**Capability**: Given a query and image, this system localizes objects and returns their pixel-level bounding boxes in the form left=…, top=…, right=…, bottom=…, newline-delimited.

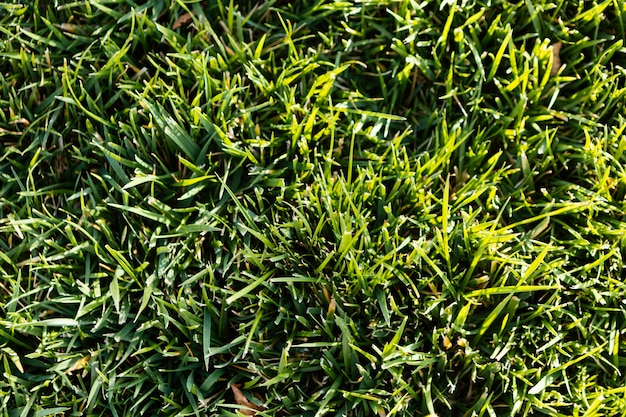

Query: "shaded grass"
left=1, top=0, right=626, bottom=416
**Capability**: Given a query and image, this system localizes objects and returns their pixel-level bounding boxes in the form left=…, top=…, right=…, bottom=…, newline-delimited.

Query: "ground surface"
left=1, top=1, right=626, bottom=416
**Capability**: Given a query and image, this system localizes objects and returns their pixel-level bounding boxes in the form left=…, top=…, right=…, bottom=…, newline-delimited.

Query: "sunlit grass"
left=1, top=0, right=626, bottom=415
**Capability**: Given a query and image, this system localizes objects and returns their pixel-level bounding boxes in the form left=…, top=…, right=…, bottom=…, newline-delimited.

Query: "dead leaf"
left=66, top=354, right=91, bottom=374
left=58, top=23, right=78, bottom=34
left=327, top=297, right=337, bottom=316
left=9, top=118, right=30, bottom=127
left=0, top=127, right=22, bottom=136
left=172, top=12, right=193, bottom=30
left=231, top=384, right=265, bottom=416
left=551, top=41, right=562, bottom=76
left=322, top=285, right=331, bottom=303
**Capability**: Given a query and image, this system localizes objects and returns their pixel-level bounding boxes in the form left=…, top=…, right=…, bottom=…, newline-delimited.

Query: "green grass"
left=1, top=0, right=626, bottom=416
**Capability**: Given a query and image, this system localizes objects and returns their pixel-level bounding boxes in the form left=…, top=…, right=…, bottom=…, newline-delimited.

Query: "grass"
left=1, top=0, right=625, bottom=415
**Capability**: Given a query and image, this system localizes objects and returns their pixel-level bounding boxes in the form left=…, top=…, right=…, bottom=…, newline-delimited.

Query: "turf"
left=1, top=0, right=626, bottom=416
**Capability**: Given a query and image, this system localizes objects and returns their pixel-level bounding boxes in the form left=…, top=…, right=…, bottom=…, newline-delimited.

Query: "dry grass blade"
left=231, top=384, right=265, bottom=416
left=551, top=41, right=563, bottom=76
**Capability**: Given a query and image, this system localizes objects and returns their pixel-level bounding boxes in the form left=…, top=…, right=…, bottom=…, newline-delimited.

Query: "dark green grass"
left=1, top=0, right=626, bottom=416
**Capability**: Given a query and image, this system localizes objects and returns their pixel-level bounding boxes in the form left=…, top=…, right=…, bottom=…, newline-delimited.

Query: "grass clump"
left=1, top=0, right=626, bottom=416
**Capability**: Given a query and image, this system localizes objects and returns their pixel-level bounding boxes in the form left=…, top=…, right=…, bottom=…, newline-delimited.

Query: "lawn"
left=1, top=0, right=625, bottom=416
